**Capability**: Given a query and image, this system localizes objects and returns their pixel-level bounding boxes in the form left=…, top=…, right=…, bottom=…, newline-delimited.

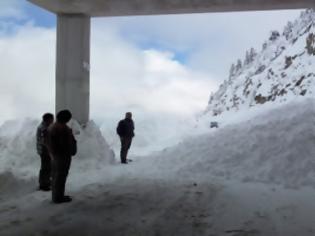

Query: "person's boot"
left=38, top=186, right=51, bottom=191
left=53, top=195, right=72, bottom=204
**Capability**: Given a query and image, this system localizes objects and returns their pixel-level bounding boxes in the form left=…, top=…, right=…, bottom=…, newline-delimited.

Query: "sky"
left=0, top=0, right=303, bottom=126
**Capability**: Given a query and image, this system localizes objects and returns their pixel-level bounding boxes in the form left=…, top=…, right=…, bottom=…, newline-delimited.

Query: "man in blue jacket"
left=116, top=112, right=135, bottom=164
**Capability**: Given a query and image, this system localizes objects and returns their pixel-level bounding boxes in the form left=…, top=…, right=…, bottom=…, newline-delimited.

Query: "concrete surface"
left=55, top=14, right=90, bottom=124
left=28, top=0, right=314, bottom=16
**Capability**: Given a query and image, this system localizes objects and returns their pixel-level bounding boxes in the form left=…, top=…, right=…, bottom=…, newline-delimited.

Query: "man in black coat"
left=116, top=112, right=135, bottom=164
left=36, top=113, right=54, bottom=191
left=48, top=110, right=77, bottom=204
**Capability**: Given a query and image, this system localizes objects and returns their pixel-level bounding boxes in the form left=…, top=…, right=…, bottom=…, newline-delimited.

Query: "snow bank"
left=153, top=98, right=315, bottom=189
left=1, top=99, right=315, bottom=190
left=0, top=119, right=38, bottom=175
left=69, top=120, right=115, bottom=168
left=0, top=119, right=115, bottom=177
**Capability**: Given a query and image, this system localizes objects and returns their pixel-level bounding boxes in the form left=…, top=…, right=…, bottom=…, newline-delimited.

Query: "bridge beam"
left=28, top=0, right=315, bottom=17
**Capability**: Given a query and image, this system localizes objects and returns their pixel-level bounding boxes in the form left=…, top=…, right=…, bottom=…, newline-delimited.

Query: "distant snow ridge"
left=206, top=9, right=315, bottom=116
left=155, top=99, right=315, bottom=189
left=0, top=119, right=115, bottom=176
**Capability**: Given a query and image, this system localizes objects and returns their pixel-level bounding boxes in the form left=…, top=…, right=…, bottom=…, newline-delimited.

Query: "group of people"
left=36, top=111, right=135, bottom=204
left=36, top=110, right=77, bottom=203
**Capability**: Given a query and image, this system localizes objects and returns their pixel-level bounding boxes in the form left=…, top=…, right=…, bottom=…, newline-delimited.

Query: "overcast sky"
left=0, top=0, right=302, bottom=125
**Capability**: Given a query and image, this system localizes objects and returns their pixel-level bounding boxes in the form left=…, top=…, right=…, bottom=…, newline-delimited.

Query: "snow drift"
left=153, top=98, right=315, bottom=189
left=1, top=99, right=315, bottom=189
left=0, top=119, right=115, bottom=177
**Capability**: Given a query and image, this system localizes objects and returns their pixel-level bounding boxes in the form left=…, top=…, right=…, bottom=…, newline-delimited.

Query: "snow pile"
left=205, top=9, right=315, bottom=117
left=153, top=98, right=315, bottom=189
left=0, top=119, right=39, bottom=175
left=0, top=119, right=115, bottom=176
left=69, top=120, right=115, bottom=168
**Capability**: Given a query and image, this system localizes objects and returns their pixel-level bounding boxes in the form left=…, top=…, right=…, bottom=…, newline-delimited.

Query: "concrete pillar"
left=56, top=14, right=90, bottom=125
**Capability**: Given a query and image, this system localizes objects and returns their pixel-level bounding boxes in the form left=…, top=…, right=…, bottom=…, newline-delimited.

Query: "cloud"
left=93, top=10, right=301, bottom=79
left=0, top=21, right=217, bottom=125
left=90, top=26, right=217, bottom=121
left=0, top=23, right=55, bottom=123
left=0, top=0, right=25, bottom=19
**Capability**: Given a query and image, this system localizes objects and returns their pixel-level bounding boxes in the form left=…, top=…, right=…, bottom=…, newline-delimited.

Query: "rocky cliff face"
left=205, top=9, right=315, bottom=116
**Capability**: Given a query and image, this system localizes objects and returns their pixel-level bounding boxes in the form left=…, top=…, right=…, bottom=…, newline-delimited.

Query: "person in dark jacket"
left=36, top=113, right=54, bottom=191
left=48, top=110, right=77, bottom=204
left=116, top=112, right=135, bottom=164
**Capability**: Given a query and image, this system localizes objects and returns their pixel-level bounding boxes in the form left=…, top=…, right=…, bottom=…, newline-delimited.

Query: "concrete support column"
left=56, top=14, right=90, bottom=125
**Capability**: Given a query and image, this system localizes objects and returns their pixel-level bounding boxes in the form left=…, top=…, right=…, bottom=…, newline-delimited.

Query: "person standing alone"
left=48, top=110, right=77, bottom=203
left=116, top=112, right=135, bottom=164
left=36, top=113, right=54, bottom=191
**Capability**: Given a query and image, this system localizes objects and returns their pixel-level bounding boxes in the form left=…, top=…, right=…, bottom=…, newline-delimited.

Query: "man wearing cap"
left=48, top=110, right=77, bottom=204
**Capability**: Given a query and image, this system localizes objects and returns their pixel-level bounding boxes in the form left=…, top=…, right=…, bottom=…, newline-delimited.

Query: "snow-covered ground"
left=1, top=98, right=315, bottom=236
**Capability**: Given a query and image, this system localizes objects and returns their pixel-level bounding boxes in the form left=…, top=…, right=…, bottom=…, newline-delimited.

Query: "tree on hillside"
left=283, top=21, right=294, bottom=40
left=244, top=48, right=257, bottom=66
left=262, top=41, right=268, bottom=51
left=306, top=33, right=315, bottom=55
left=300, top=9, right=314, bottom=24
left=235, top=59, right=242, bottom=73
left=250, top=48, right=257, bottom=60
left=269, top=30, right=280, bottom=41
left=229, top=63, right=236, bottom=78
left=244, top=51, right=251, bottom=66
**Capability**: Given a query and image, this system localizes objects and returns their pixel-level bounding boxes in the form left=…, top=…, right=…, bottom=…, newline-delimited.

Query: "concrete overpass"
left=28, top=0, right=315, bottom=124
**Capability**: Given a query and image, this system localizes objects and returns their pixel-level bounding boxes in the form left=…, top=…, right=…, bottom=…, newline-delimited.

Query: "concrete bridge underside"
left=28, top=0, right=315, bottom=124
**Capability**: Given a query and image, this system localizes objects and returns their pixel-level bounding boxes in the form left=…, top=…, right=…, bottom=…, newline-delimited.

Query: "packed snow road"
left=0, top=169, right=220, bottom=236
left=1, top=163, right=315, bottom=236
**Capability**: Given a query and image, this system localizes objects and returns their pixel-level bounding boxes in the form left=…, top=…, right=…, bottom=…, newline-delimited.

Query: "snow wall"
left=153, top=98, right=315, bottom=189
left=0, top=120, right=115, bottom=177
left=1, top=98, right=315, bottom=189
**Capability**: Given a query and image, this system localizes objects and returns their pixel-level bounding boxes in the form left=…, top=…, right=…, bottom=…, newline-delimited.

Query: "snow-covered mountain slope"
left=205, top=9, right=315, bottom=116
